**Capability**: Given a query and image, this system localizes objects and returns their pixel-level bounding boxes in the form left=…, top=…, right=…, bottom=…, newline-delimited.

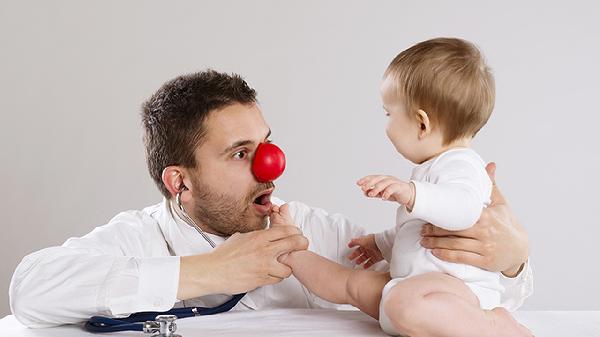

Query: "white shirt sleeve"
left=499, top=261, right=534, bottom=311
left=410, top=155, right=492, bottom=231
left=374, top=226, right=397, bottom=262
left=9, top=211, right=180, bottom=328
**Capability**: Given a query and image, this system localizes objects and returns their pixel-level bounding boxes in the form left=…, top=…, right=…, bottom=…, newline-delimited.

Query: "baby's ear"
left=416, top=109, right=432, bottom=139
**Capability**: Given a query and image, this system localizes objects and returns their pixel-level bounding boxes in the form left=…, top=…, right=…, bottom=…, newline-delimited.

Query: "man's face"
left=187, top=102, right=275, bottom=236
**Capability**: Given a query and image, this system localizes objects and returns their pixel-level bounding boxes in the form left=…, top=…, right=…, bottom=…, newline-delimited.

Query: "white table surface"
left=2, top=309, right=600, bottom=337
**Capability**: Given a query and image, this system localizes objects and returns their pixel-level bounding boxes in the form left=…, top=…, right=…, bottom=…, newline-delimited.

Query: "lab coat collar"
left=154, top=198, right=258, bottom=310
left=155, top=198, right=224, bottom=256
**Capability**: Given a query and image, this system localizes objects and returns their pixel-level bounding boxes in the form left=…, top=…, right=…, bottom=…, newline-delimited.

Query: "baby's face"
left=380, top=77, right=424, bottom=164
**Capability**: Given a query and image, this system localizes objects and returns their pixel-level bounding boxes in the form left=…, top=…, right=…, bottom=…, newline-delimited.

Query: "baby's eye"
left=233, top=150, right=248, bottom=160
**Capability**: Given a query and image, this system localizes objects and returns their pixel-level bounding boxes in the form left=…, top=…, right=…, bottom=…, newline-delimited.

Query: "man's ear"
left=416, top=109, right=432, bottom=140
left=161, top=166, right=190, bottom=198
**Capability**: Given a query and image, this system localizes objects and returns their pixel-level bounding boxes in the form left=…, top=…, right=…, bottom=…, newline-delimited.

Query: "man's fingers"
left=421, top=224, right=456, bottom=237
left=268, top=261, right=293, bottom=279
left=263, top=274, right=286, bottom=286
left=485, top=162, right=507, bottom=206
left=485, top=162, right=497, bottom=184
left=420, top=236, right=483, bottom=254
left=270, top=234, right=309, bottom=256
left=430, top=249, right=487, bottom=269
left=421, top=224, right=479, bottom=239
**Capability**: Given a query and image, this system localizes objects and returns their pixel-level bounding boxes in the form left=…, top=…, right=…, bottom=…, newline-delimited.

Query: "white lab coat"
left=9, top=198, right=533, bottom=328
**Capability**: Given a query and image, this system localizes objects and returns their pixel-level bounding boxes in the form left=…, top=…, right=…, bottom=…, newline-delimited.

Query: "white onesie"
left=376, top=148, right=504, bottom=335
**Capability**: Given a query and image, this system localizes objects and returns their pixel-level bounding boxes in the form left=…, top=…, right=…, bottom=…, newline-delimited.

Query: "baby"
left=272, top=38, right=531, bottom=337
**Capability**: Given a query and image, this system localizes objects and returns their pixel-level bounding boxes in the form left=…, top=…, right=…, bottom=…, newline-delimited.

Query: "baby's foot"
left=489, top=307, right=534, bottom=337
left=270, top=204, right=294, bottom=227
left=269, top=204, right=296, bottom=264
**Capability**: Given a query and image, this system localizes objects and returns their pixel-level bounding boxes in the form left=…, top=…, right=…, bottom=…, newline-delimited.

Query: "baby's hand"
left=269, top=204, right=295, bottom=227
left=347, top=234, right=384, bottom=269
left=357, top=175, right=415, bottom=209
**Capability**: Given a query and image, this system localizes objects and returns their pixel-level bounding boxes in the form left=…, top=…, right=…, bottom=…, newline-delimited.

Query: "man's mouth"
left=252, top=188, right=274, bottom=215
left=253, top=188, right=273, bottom=205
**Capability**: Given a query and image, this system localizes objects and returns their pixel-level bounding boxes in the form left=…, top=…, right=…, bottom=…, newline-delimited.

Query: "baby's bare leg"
left=345, top=269, right=391, bottom=319
left=383, top=272, right=532, bottom=337
left=283, top=250, right=390, bottom=319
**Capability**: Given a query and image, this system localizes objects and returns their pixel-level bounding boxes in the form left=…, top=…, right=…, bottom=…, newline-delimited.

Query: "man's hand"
left=347, top=234, right=384, bottom=269
left=357, top=175, right=416, bottom=209
left=420, top=162, right=529, bottom=277
left=177, top=222, right=308, bottom=300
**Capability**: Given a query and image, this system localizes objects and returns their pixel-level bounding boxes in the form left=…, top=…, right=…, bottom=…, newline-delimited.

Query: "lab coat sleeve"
left=9, top=211, right=180, bottom=328
left=499, top=260, right=534, bottom=311
left=410, top=156, right=492, bottom=231
left=288, top=201, right=368, bottom=269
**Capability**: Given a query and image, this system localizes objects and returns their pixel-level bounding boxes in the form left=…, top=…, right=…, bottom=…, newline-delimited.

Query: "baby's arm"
left=410, top=157, right=492, bottom=231
left=358, top=155, right=490, bottom=231
left=357, top=175, right=416, bottom=210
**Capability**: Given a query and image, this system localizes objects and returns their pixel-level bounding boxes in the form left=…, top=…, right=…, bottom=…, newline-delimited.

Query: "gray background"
left=1, top=0, right=599, bottom=317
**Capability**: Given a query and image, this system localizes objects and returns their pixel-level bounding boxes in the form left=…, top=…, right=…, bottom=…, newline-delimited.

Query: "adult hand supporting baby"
left=419, top=162, right=529, bottom=278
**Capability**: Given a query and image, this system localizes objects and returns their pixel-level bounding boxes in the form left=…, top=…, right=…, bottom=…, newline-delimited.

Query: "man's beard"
left=189, top=175, right=274, bottom=236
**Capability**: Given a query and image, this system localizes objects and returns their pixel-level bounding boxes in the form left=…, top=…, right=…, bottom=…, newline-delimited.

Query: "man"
left=9, top=70, right=532, bottom=327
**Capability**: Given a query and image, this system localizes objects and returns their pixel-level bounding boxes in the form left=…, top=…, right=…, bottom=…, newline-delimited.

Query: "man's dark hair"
left=141, top=70, right=257, bottom=198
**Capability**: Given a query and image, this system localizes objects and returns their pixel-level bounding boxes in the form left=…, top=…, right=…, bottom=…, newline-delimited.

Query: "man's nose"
left=252, top=143, right=286, bottom=182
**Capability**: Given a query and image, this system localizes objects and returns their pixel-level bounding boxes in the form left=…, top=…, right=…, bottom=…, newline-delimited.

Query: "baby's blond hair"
left=385, top=37, right=495, bottom=145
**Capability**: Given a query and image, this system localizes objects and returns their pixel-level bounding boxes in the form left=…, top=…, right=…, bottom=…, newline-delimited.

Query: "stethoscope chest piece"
left=143, top=315, right=181, bottom=337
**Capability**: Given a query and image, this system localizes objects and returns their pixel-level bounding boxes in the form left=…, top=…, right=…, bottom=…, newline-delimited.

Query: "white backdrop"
left=1, top=0, right=599, bottom=317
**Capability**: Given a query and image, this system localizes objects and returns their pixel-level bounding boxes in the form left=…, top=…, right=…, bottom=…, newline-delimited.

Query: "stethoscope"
left=84, top=143, right=286, bottom=337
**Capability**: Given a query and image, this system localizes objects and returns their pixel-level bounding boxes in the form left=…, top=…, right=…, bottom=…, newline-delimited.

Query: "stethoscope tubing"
left=84, top=194, right=245, bottom=333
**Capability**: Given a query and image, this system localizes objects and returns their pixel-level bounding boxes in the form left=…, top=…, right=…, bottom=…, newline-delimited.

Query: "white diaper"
left=378, top=278, right=406, bottom=336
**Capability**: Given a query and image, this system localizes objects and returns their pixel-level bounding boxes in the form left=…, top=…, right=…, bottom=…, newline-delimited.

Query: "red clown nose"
left=252, top=143, right=286, bottom=182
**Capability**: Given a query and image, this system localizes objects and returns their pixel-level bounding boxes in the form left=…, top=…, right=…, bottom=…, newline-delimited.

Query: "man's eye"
left=233, top=150, right=247, bottom=160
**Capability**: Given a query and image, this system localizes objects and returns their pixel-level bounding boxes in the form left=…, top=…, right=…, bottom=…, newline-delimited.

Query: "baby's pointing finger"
left=368, top=179, right=394, bottom=197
